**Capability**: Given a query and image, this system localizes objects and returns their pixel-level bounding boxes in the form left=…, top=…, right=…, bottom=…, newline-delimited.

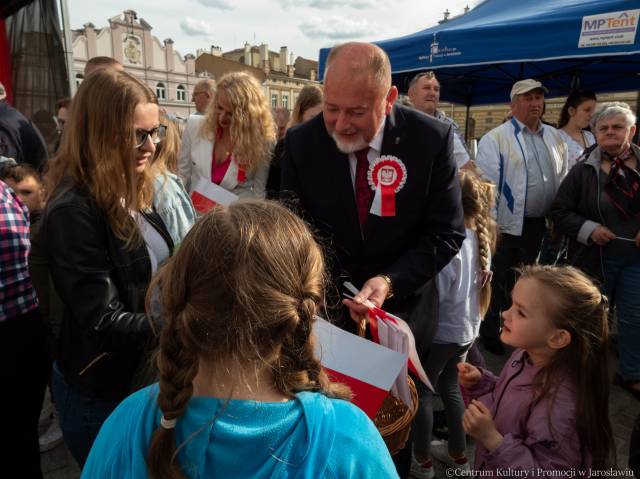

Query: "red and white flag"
left=313, top=317, right=406, bottom=419
left=343, top=281, right=434, bottom=402
left=190, top=177, right=239, bottom=213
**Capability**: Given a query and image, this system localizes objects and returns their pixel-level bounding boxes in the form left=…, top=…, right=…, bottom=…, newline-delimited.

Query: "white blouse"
left=134, top=213, right=170, bottom=274
left=558, top=129, right=595, bottom=170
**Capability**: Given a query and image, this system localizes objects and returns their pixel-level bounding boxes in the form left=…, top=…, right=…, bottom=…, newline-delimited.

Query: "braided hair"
left=146, top=200, right=349, bottom=478
left=459, top=169, right=498, bottom=316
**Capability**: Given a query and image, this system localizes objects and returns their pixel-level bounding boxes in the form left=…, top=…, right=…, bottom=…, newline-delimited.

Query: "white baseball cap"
left=510, top=79, right=548, bottom=101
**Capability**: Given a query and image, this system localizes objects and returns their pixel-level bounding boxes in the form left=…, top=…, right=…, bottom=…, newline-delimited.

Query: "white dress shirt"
left=347, top=117, right=386, bottom=190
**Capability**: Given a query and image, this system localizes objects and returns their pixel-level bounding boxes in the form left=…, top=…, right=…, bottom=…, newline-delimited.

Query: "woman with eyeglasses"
left=178, top=72, right=276, bottom=198
left=42, top=69, right=173, bottom=467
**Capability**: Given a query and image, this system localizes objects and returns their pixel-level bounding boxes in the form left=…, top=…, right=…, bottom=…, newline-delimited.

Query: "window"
left=282, top=94, right=289, bottom=110
left=271, top=93, right=278, bottom=108
left=177, top=85, right=186, bottom=102
left=156, top=83, right=166, bottom=100
left=75, top=73, right=84, bottom=87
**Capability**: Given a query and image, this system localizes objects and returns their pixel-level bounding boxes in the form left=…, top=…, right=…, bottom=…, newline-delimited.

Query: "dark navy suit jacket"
left=281, top=104, right=465, bottom=351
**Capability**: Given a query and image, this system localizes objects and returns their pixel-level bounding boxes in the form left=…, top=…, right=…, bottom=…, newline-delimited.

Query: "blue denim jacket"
left=153, top=172, right=196, bottom=247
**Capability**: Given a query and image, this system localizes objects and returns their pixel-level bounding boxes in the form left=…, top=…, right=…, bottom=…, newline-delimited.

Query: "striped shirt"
left=0, top=180, right=38, bottom=321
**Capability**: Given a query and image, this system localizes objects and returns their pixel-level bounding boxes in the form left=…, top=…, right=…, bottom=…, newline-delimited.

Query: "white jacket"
left=476, top=119, right=568, bottom=236
left=177, top=115, right=269, bottom=199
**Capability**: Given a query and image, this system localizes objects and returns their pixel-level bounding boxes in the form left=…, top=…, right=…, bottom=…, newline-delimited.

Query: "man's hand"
left=591, top=225, right=616, bottom=246
left=457, top=362, right=482, bottom=389
left=342, top=275, right=389, bottom=323
left=635, top=231, right=640, bottom=247
left=463, top=400, right=503, bottom=452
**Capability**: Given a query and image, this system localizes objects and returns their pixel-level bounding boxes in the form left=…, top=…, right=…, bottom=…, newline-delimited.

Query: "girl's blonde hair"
left=200, top=72, right=276, bottom=173
left=289, top=84, right=323, bottom=128
left=47, top=68, right=156, bottom=248
left=146, top=200, right=350, bottom=478
left=518, top=265, right=614, bottom=468
left=151, top=112, right=181, bottom=175
left=459, top=169, right=498, bottom=316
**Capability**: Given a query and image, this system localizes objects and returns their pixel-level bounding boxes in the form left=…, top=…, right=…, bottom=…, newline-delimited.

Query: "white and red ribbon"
left=367, top=155, right=407, bottom=217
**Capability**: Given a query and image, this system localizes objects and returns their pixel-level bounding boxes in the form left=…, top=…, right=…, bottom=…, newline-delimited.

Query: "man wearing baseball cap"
left=476, top=78, right=568, bottom=355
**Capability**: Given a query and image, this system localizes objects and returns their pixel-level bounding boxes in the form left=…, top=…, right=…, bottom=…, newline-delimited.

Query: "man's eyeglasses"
left=134, top=125, right=166, bottom=149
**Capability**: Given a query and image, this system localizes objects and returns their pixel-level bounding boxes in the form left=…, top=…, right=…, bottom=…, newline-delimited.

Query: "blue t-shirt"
left=82, top=384, right=398, bottom=478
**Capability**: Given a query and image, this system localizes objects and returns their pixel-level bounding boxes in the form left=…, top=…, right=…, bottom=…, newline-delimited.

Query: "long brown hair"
left=146, top=200, right=350, bottom=479
left=518, top=265, right=614, bottom=468
left=289, top=84, right=323, bottom=128
left=558, top=90, right=597, bottom=129
left=459, top=169, right=497, bottom=316
left=47, top=68, right=156, bottom=248
left=200, top=72, right=275, bottom=173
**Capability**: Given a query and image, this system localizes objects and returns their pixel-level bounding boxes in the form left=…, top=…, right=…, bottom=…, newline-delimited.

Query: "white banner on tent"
left=579, top=10, right=640, bottom=48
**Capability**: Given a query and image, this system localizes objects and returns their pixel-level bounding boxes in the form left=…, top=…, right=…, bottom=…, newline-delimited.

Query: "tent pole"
left=59, top=0, right=75, bottom=96
left=464, top=103, right=471, bottom=143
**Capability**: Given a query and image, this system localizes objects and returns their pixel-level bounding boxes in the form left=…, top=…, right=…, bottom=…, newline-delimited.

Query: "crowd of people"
left=0, top=42, right=639, bottom=479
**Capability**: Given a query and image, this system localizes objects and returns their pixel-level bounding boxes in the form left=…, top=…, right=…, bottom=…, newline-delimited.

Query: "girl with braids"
left=459, top=265, right=614, bottom=472
left=411, top=170, right=497, bottom=478
left=82, top=200, right=398, bottom=479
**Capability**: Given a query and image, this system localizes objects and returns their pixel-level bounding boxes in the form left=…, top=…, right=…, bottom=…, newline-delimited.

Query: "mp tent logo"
left=579, top=9, right=640, bottom=48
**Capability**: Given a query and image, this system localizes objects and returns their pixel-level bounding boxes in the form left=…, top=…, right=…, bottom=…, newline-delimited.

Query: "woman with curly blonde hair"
left=178, top=72, right=276, bottom=199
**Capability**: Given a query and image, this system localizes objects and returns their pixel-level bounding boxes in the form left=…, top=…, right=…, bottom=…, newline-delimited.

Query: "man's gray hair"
left=325, top=42, right=391, bottom=94
left=408, top=71, right=438, bottom=90
left=591, top=101, right=637, bottom=130
left=195, top=78, right=216, bottom=94
left=0, top=82, right=6, bottom=101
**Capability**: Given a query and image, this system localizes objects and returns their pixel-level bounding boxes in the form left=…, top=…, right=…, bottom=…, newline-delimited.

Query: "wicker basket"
left=359, top=319, right=419, bottom=455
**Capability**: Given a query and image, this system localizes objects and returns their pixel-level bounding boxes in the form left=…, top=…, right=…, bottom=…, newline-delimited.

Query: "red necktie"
left=355, top=147, right=373, bottom=228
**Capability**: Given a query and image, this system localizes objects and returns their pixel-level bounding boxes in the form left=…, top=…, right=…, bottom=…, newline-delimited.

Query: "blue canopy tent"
left=317, top=0, right=640, bottom=107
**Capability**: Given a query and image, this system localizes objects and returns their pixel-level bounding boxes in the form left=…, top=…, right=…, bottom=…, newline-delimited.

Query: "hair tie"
left=160, top=416, right=177, bottom=429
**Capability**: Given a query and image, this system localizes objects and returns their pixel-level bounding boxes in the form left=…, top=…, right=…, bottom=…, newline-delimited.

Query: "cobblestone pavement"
left=43, top=345, right=639, bottom=478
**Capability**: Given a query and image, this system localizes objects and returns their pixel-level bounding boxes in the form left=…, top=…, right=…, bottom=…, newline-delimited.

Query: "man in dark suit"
left=281, top=42, right=465, bottom=477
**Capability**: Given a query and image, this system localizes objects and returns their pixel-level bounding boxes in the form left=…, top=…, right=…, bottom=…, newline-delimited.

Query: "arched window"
left=156, top=82, right=166, bottom=100
left=177, top=84, right=186, bottom=102
left=75, top=73, right=84, bottom=87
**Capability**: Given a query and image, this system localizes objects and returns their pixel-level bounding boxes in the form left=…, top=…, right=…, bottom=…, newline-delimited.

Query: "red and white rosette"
left=367, top=155, right=407, bottom=217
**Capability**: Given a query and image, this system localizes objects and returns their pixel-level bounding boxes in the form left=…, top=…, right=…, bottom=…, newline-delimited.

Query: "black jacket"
left=43, top=185, right=173, bottom=400
left=280, top=105, right=465, bottom=353
left=0, top=101, right=48, bottom=170
left=551, top=144, right=640, bottom=283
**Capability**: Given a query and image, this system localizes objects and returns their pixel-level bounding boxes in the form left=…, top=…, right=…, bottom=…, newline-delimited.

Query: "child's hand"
left=463, top=400, right=503, bottom=452
left=457, top=362, right=482, bottom=389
